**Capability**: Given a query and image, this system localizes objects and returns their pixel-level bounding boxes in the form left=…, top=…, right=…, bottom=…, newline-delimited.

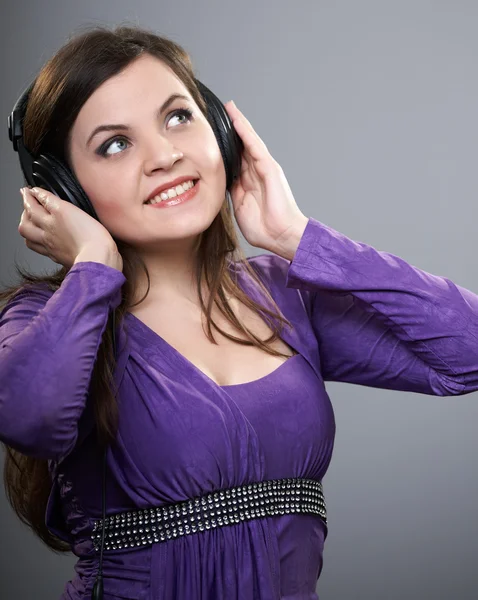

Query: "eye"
left=167, top=107, right=194, bottom=128
left=97, top=137, right=130, bottom=157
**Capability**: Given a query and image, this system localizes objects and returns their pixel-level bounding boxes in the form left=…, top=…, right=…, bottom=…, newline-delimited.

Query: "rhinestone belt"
left=91, top=477, right=327, bottom=552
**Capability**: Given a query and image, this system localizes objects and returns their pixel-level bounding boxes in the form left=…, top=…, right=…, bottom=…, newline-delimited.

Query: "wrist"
left=269, top=214, right=309, bottom=261
left=74, top=245, right=123, bottom=272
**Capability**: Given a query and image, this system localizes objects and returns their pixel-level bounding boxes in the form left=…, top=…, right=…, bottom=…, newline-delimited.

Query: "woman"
left=1, top=25, right=478, bottom=600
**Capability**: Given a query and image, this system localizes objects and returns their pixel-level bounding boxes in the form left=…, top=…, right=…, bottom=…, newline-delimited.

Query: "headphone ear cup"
left=195, top=80, right=243, bottom=190
left=33, top=153, right=99, bottom=220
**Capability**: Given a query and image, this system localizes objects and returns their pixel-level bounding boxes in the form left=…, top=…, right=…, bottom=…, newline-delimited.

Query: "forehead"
left=71, top=54, right=192, bottom=134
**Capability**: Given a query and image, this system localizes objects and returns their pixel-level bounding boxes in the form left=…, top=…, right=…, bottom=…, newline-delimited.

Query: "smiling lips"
left=145, top=179, right=200, bottom=208
left=145, top=179, right=197, bottom=204
left=145, top=174, right=199, bottom=203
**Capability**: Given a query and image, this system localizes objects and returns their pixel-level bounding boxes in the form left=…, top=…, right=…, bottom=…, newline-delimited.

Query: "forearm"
left=285, top=217, right=478, bottom=392
left=0, top=261, right=126, bottom=458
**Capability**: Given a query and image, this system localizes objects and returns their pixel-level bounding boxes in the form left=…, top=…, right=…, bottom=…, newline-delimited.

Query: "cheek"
left=201, top=142, right=227, bottom=191
left=195, top=124, right=226, bottom=178
left=78, top=165, right=132, bottom=219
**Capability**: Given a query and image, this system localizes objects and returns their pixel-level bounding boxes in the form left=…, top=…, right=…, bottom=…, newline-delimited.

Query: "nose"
left=142, top=135, right=184, bottom=175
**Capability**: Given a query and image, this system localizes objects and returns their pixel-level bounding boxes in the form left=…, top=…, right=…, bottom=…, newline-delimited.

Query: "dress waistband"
left=91, top=477, right=327, bottom=552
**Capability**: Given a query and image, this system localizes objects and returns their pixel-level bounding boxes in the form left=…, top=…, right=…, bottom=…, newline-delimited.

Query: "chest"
left=128, top=298, right=297, bottom=387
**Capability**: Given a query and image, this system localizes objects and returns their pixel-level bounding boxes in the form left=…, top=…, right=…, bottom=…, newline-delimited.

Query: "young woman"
left=1, top=25, right=478, bottom=600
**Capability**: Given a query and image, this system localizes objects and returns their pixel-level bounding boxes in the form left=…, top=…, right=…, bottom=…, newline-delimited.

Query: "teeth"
left=146, top=180, right=196, bottom=204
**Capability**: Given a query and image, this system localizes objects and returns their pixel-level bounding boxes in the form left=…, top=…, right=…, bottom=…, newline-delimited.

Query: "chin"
left=128, top=221, right=211, bottom=247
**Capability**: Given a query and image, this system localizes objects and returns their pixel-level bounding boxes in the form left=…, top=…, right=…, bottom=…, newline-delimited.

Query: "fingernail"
left=31, top=187, right=39, bottom=194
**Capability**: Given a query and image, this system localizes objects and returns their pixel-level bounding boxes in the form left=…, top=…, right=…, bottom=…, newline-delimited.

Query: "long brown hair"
left=1, top=25, right=294, bottom=553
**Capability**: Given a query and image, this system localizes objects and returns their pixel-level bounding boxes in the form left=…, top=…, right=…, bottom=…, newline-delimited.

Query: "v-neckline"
left=125, top=311, right=301, bottom=389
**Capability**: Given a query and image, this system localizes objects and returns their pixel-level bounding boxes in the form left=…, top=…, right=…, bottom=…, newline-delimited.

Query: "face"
left=68, top=53, right=227, bottom=250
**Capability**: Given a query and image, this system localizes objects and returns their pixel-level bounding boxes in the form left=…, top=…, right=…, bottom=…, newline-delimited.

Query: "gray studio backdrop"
left=1, top=1, right=478, bottom=599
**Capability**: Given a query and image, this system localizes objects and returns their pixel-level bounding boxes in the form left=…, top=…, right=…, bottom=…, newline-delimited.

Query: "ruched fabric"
left=2, top=218, right=478, bottom=599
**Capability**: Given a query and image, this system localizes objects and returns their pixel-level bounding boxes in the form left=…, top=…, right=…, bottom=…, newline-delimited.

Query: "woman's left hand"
left=224, top=101, right=309, bottom=256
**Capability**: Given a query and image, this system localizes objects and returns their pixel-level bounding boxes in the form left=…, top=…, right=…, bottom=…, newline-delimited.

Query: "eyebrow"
left=86, top=93, right=191, bottom=148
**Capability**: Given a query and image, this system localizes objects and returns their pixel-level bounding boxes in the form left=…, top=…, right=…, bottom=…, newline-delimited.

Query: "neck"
left=126, top=234, right=207, bottom=308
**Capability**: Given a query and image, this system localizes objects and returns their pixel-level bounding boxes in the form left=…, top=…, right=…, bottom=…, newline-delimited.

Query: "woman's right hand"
left=18, top=186, right=123, bottom=272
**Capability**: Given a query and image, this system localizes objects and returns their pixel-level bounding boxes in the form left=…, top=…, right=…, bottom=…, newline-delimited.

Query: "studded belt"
left=91, top=477, right=327, bottom=552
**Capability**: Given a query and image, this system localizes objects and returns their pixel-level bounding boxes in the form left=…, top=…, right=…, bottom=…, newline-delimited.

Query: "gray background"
left=1, top=1, right=478, bottom=598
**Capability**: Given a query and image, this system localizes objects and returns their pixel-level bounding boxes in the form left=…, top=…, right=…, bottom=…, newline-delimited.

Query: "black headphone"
left=7, top=77, right=243, bottom=600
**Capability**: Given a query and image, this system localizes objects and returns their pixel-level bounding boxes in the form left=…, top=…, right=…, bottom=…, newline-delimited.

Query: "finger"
left=19, top=200, right=32, bottom=220
left=239, top=153, right=255, bottom=180
left=224, top=102, right=270, bottom=163
left=24, top=238, right=50, bottom=257
left=19, top=209, right=29, bottom=225
left=20, top=188, right=33, bottom=215
left=228, top=102, right=270, bottom=157
left=18, top=213, right=49, bottom=254
left=21, top=191, right=49, bottom=229
left=29, top=187, right=60, bottom=213
left=21, top=187, right=48, bottom=215
left=18, top=214, right=46, bottom=246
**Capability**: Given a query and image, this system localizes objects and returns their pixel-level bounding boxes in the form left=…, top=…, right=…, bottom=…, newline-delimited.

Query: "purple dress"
left=1, top=217, right=478, bottom=600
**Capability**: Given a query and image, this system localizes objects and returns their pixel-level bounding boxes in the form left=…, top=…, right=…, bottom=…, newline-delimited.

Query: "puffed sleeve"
left=278, top=217, right=478, bottom=395
left=0, top=261, right=126, bottom=459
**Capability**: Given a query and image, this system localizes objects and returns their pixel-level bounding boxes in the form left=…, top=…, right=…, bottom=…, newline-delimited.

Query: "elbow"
left=429, top=370, right=466, bottom=396
left=0, top=392, right=79, bottom=460
left=0, top=357, right=82, bottom=459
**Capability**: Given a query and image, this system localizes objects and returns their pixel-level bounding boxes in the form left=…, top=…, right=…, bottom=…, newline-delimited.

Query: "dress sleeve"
left=0, top=261, right=126, bottom=459
left=283, top=217, right=478, bottom=396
